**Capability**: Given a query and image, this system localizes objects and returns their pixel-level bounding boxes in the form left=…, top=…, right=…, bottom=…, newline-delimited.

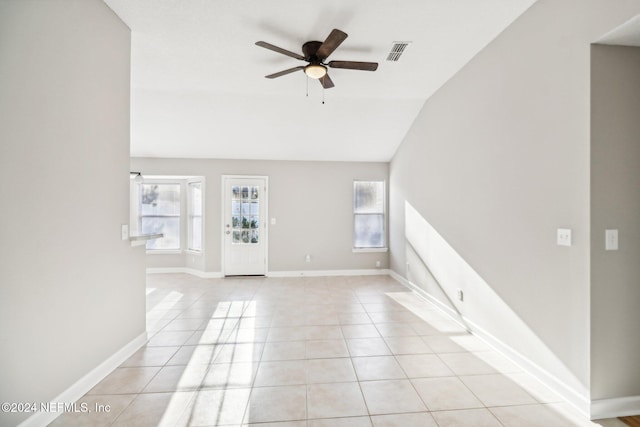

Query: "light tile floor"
left=50, top=274, right=627, bottom=427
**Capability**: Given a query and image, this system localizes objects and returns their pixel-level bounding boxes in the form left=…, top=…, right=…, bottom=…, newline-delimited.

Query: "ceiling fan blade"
left=265, top=66, right=304, bottom=79
left=328, top=60, right=378, bottom=71
left=319, top=74, right=335, bottom=89
left=316, top=29, right=348, bottom=60
left=255, top=41, right=305, bottom=61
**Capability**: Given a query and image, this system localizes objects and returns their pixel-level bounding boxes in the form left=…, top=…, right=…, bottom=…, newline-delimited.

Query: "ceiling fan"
left=255, top=28, right=378, bottom=89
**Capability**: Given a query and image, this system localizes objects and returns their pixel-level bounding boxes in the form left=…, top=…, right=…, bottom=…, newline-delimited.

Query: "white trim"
left=352, top=247, right=389, bottom=253
left=147, top=267, right=389, bottom=278
left=591, top=395, right=640, bottom=419
left=186, top=178, right=205, bottom=253
left=143, top=175, right=193, bottom=180
left=268, top=269, right=391, bottom=277
left=146, top=250, right=182, bottom=255
left=389, top=270, right=467, bottom=327
left=388, top=270, right=591, bottom=418
left=20, top=332, right=147, bottom=427
left=184, top=249, right=203, bottom=255
left=465, top=315, right=590, bottom=417
left=146, top=267, right=223, bottom=278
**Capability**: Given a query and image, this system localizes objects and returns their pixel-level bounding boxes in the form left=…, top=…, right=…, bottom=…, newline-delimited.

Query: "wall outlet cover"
left=605, top=229, right=619, bottom=251
left=557, top=228, right=572, bottom=247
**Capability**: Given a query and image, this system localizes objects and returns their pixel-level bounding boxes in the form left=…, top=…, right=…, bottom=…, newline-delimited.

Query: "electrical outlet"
left=375, top=260, right=381, bottom=268
left=557, top=228, right=572, bottom=247
left=305, top=254, right=311, bottom=262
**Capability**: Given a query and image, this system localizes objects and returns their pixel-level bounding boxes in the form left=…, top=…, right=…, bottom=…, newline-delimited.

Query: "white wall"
left=389, top=0, right=640, bottom=416
left=590, top=44, right=640, bottom=404
left=131, top=158, right=389, bottom=274
left=0, top=1, right=145, bottom=425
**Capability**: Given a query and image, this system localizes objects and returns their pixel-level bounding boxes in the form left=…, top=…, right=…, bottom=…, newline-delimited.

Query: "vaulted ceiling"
left=104, top=0, right=537, bottom=162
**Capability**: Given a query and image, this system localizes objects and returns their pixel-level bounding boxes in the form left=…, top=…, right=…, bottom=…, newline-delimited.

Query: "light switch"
left=557, top=228, right=572, bottom=247
left=605, top=229, right=618, bottom=251
left=271, top=218, right=276, bottom=225
left=121, top=224, right=129, bottom=240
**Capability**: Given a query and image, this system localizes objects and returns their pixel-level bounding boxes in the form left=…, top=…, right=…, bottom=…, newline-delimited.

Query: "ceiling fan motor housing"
left=302, top=41, right=323, bottom=62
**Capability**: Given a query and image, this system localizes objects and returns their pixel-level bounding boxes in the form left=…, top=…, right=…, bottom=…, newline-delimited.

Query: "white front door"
left=223, top=176, right=267, bottom=276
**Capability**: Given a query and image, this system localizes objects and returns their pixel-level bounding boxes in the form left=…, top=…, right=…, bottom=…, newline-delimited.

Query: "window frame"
left=353, top=180, right=388, bottom=252
left=186, top=179, right=204, bottom=253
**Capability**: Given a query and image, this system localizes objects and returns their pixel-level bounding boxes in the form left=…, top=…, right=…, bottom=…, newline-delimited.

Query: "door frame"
left=220, top=175, right=269, bottom=276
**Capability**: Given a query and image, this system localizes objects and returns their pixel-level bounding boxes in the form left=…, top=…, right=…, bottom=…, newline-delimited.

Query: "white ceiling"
left=104, top=0, right=537, bottom=162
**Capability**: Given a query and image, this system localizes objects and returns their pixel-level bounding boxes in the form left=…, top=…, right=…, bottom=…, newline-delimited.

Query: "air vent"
left=386, top=42, right=411, bottom=62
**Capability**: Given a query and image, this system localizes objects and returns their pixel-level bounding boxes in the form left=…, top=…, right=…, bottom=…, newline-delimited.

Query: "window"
left=230, top=185, right=260, bottom=245
left=353, top=180, right=386, bottom=249
left=139, top=183, right=181, bottom=250
left=188, top=182, right=203, bottom=251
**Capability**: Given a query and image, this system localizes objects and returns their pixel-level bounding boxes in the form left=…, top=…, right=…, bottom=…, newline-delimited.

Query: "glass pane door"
left=231, top=185, right=260, bottom=245
left=224, top=177, right=267, bottom=276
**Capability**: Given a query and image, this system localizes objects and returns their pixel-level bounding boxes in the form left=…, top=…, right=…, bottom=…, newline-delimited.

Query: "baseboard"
left=389, top=270, right=591, bottom=418
left=146, top=267, right=223, bottom=278
left=148, top=267, right=389, bottom=279
left=20, top=332, right=147, bottom=427
left=464, top=315, right=590, bottom=417
left=389, top=270, right=467, bottom=326
left=267, top=269, right=391, bottom=278
left=591, top=395, right=640, bottom=419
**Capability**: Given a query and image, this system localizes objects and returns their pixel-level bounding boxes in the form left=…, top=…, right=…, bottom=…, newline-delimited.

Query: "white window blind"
left=139, top=183, right=181, bottom=250
left=353, top=181, right=385, bottom=249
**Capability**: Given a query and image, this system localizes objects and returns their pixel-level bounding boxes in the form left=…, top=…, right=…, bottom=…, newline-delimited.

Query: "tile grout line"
left=235, top=280, right=270, bottom=426
left=72, top=274, right=576, bottom=427
left=347, top=297, right=376, bottom=421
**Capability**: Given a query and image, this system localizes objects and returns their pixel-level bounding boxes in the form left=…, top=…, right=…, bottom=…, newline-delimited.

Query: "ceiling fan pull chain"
left=306, top=75, right=309, bottom=97
left=322, top=78, right=325, bottom=104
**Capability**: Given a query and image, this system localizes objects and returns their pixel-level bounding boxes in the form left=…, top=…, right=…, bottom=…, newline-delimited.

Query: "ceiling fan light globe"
left=304, top=64, right=327, bottom=79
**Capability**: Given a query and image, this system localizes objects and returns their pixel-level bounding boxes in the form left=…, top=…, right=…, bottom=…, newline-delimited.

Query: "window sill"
left=352, top=247, right=389, bottom=253
left=185, top=249, right=203, bottom=255
left=146, top=250, right=183, bottom=255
